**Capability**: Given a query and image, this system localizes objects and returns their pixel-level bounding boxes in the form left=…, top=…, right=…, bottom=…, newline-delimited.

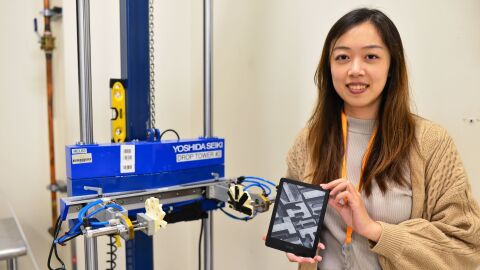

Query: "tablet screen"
left=271, top=181, right=327, bottom=249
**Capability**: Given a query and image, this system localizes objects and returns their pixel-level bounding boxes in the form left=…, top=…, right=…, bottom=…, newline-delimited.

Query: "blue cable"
left=241, top=179, right=270, bottom=187
left=56, top=225, right=81, bottom=244
left=243, top=176, right=276, bottom=187
left=242, top=180, right=268, bottom=189
left=77, top=199, right=104, bottom=223
left=86, top=203, right=124, bottom=220
left=86, top=206, right=110, bottom=220
left=90, top=221, right=109, bottom=226
left=67, top=199, right=107, bottom=237
left=56, top=201, right=101, bottom=244
left=56, top=201, right=124, bottom=244
left=86, top=203, right=124, bottom=227
left=243, top=182, right=271, bottom=195
left=243, top=182, right=268, bottom=194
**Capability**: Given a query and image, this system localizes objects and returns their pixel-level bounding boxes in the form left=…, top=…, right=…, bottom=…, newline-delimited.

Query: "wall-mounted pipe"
left=41, top=0, right=58, bottom=238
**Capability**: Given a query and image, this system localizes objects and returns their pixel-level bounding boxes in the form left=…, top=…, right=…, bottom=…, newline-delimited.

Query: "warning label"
left=72, top=153, right=93, bottom=164
left=176, top=150, right=222, bottom=163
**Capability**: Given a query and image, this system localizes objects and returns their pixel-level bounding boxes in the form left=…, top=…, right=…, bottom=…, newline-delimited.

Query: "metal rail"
left=203, top=0, right=214, bottom=269
left=61, top=179, right=230, bottom=221
left=84, top=235, right=98, bottom=270
left=76, top=1, right=95, bottom=268
left=76, top=0, right=94, bottom=144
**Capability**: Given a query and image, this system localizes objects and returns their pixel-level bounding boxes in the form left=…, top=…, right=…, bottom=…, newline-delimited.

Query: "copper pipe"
left=41, top=2, right=78, bottom=270
left=44, top=0, right=51, bottom=31
left=43, top=0, right=57, bottom=234
left=46, top=53, right=57, bottom=228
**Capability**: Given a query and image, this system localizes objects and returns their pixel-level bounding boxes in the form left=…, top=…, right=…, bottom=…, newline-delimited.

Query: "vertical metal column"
left=6, top=258, right=17, bottom=270
left=84, top=235, right=98, bottom=270
left=77, top=0, right=96, bottom=268
left=76, top=0, right=94, bottom=144
left=203, top=1, right=213, bottom=270
left=203, top=0, right=213, bottom=138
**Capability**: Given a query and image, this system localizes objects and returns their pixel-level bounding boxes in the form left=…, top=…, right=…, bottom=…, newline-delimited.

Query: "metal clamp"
left=40, top=6, right=63, bottom=19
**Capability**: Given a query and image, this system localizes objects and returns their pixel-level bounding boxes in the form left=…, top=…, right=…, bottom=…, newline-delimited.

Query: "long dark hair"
left=307, top=8, right=416, bottom=196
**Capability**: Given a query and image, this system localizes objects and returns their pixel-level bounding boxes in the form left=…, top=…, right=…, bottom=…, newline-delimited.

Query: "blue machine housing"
left=66, top=137, right=225, bottom=196
left=65, top=1, right=222, bottom=268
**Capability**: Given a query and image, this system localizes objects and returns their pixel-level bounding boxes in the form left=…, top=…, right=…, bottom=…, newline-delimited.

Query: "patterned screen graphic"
left=271, top=182, right=326, bottom=248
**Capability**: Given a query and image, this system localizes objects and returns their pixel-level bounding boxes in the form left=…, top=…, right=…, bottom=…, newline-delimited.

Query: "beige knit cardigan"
left=285, top=117, right=480, bottom=270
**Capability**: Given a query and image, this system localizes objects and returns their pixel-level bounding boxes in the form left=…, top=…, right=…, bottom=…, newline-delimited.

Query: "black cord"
left=53, top=218, right=66, bottom=269
left=159, top=129, right=180, bottom=141
left=53, top=244, right=65, bottom=269
left=219, top=207, right=255, bottom=221
left=47, top=218, right=58, bottom=270
left=48, top=216, right=66, bottom=270
left=199, top=218, right=204, bottom=270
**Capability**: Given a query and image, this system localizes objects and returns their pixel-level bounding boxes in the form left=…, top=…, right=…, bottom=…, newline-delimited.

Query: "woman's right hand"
left=262, top=235, right=325, bottom=263
left=285, top=242, right=325, bottom=264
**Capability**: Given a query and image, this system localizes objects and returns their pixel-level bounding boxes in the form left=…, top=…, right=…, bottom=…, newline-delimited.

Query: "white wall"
left=0, top=0, right=479, bottom=270
left=0, top=0, right=65, bottom=269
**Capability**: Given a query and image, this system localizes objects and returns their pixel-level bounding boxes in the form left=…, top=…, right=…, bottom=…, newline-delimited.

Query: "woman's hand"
left=321, top=178, right=382, bottom=242
left=285, top=242, right=324, bottom=264
left=262, top=235, right=325, bottom=263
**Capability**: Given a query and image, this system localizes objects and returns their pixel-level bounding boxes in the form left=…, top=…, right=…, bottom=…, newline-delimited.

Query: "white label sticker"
left=72, top=148, right=88, bottom=154
left=176, top=150, right=222, bottom=163
left=72, top=153, right=93, bottom=164
left=120, top=145, right=135, bottom=173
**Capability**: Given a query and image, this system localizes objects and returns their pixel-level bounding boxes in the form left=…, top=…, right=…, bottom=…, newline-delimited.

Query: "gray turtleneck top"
left=318, top=116, right=412, bottom=270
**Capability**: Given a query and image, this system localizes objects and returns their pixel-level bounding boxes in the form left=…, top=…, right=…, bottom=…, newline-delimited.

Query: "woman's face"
left=330, top=22, right=391, bottom=119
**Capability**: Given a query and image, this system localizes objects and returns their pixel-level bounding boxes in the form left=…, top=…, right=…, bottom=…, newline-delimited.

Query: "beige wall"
left=0, top=0, right=479, bottom=269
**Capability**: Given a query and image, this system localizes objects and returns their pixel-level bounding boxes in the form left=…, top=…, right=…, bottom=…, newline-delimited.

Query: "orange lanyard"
left=341, top=111, right=377, bottom=244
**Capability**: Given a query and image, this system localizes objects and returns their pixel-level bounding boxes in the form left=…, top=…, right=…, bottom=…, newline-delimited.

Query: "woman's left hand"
left=321, top=178, right=382, bottom=242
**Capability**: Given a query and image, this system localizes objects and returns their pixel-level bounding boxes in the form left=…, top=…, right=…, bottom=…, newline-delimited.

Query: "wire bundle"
left=55, top=200, right=124, bottom=244
left=47, top=216, right=66, bottom=270
left=220, top=176, right=276, bottom=221
left=48, top=200, right=125, bottom=269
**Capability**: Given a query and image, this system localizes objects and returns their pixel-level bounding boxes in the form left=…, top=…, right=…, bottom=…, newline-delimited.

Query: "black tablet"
left=265, top=178, right=329, bottom=257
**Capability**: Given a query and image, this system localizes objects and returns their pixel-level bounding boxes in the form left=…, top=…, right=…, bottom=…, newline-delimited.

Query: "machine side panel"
left=66, top=138, right=225, bottom=179
left=67, top=164, right=225, bottom=196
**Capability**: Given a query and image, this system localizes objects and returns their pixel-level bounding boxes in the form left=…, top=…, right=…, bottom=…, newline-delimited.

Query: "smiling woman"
left=280, top=7, right=480, bottom=270
left=330, top=22, right=390, bottom=120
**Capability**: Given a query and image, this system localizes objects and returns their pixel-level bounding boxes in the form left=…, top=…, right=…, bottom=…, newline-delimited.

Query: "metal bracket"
left=46, top=180, right=67, bottom=193
left=40, top=6, right=63, bottom=19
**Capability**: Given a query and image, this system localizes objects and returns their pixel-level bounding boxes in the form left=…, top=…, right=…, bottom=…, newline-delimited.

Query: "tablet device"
left=265, top=178, right=329, bottom=257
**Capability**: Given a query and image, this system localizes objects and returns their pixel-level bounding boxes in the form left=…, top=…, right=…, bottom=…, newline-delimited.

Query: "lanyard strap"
left=341, top=111, right=377, bottom=244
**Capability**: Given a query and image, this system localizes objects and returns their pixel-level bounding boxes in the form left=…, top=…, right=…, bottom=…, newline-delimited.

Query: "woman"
left=283, top=8, right=480, bottom=270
